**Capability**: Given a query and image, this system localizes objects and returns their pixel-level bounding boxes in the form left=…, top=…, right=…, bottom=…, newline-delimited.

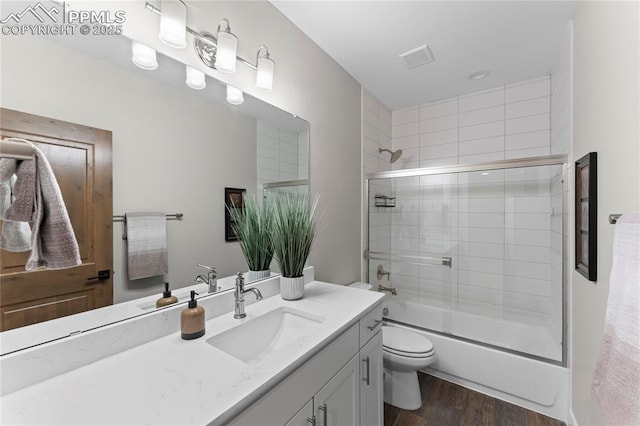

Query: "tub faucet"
left=377, top=265, right=391, bottom=281
left=234, top=273, right=263, bottom=319
left=378, top=284, right=398, bottom=296
left=195, top=264, right=217, bottom=293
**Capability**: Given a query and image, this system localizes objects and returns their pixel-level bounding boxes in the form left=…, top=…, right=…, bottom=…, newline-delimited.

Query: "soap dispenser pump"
left=181, top=291, right=205, bottom=340
left=156, top=282, right=179, bottom=308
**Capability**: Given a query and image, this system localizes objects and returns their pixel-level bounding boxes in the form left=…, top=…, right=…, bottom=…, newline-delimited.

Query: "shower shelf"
left=374, top=195, right=396, bottom=208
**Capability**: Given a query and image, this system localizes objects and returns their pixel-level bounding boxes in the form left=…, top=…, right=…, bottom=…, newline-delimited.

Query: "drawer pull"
left=367, top=319, right=383, bottom=331
left=362, top=356, right=370, bottom=385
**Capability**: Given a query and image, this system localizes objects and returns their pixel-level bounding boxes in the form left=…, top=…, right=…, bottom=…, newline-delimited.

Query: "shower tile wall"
left=362, top=88, right=393, bottom=280
left=390, top=76, right=558, bottom=327
left=257, top=120, right=303, bottom=186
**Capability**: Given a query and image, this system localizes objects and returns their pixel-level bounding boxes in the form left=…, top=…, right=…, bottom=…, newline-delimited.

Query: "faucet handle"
left=197, top=264, right=215, bottom=271
left=236, top=272, right=244, bottom=285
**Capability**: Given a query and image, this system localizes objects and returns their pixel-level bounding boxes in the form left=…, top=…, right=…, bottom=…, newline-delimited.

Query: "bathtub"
left=384, top=299, right=568, bottom=422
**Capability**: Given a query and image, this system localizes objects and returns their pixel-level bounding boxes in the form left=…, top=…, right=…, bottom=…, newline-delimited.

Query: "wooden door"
left=0, top=108, right=113, bottom=331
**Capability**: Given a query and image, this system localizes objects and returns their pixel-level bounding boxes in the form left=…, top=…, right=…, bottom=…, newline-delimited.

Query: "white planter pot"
left=280, top=276, right=304, bottom=300
left=247, top=270, right=270, bottom=282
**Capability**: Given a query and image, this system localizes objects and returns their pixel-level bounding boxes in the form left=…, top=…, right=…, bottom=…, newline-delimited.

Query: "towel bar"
left=114, top=213, right=183, bottom=239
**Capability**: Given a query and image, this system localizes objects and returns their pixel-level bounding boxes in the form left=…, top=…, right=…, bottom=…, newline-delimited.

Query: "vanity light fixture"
left=145, top=2, right=275, bottom=91
left=255, top=45, right=274, bottom=92
left=214, top=19, right=237, bottom=73
left=158, top=0, right=187, bottom=49
left=186, top=65, right=206, bottom=90
left=226, top=85, right=244, bottom=105
left=131, top=40, right=158, bottom=70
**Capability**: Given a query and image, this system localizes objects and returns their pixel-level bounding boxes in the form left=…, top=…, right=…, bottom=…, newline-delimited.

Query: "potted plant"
left=271, top=192, right=318, bottom=300
left=228, top=195, right=275, bottom=282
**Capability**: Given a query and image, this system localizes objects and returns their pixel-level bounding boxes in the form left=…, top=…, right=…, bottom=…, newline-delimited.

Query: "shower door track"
left=366, top=154, right=568, bottom=180
left=364, top=154, right=570, bottom=366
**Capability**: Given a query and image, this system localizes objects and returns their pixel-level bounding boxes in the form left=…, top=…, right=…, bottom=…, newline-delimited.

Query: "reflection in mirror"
left=0, top=27, right=308, bottom=353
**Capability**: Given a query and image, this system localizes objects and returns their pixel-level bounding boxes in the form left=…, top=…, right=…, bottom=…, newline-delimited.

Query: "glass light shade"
left=158, top=0, right=187, bottom=49
left=185, top=66, right=206, bottom=90
left=131, top=41, right=158, bottom=70
left=226, top=85, right=244, bottom=105
left=255, top=56, right=274, bottom=92
left=214, top=30, right=237, bottom=73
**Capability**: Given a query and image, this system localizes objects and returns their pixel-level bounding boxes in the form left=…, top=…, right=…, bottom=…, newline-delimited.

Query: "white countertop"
left=0, top=281, right=383, bottom=425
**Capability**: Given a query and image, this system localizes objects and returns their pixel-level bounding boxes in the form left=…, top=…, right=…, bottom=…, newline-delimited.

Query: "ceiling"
left=272, top=1, right=577, bottom=110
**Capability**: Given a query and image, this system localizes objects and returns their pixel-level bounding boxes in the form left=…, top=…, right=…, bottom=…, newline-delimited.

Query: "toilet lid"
left=382, top=326, right=434, bottom=355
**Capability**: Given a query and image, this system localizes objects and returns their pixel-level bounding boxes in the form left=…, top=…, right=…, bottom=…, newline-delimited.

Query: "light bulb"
left=158, top=0, right=187, bottom=49
left=226, top=85, right=244, bottom=105
left=131, top=40, right=158, bottom=70
left=186, top=66, right=206, bottom=90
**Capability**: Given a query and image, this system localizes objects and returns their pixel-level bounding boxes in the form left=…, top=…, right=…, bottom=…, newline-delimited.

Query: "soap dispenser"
left=156, top=282, right=179, bottom=308
left=181, top=291, right=205, bottom=340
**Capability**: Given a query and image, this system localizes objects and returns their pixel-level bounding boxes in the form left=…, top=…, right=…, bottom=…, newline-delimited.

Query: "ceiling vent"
left=398, top=45, right=435, bottom=69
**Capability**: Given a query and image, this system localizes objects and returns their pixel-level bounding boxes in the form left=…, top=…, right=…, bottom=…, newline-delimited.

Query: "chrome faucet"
left=378, top=284, right=398, bottom=296
left=195, top=264, right=217, bottom=293
left=234, top=272, right=263, bottom=319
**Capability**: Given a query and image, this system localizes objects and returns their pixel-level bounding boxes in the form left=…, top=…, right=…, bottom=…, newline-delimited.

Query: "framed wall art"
left=575, top=152, right=597, bottom=281
left=225, top=187, right=246, bottom=242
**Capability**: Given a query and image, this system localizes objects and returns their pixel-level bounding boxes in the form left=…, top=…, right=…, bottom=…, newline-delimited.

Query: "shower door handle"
left=441, top=257, right=452, bottom=267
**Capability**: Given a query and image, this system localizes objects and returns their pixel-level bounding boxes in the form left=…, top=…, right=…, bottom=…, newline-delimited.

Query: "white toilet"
left=348, top=282, right=437, bottom=410
left=382, top=324, right=436, bottom=410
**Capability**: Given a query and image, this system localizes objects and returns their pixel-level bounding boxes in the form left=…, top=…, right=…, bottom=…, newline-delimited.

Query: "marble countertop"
left=0, top=281, right=383, bottom=425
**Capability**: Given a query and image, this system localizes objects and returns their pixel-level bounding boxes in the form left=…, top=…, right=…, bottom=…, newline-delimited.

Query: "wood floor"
left=384, top=373, right=566, bottom=426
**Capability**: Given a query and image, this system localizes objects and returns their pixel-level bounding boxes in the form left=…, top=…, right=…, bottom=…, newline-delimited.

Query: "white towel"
left=126, top=212, right=168, bottom=280
left=0, top=159, right=32, bottom=251
left=591, top=212, right=640, bottom=425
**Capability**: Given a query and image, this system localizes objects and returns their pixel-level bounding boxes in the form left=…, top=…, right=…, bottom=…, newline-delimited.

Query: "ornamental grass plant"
left=228, top=195, right=275, bottom=272
left=271, top=192, right=318, bottom=278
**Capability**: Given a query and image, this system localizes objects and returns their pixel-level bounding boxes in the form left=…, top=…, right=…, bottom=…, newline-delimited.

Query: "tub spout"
left=378, top=284, right=398, bottom=296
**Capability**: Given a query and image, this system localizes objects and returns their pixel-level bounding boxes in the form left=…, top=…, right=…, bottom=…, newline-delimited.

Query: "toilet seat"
left=382, top=326, right=434, bottom=358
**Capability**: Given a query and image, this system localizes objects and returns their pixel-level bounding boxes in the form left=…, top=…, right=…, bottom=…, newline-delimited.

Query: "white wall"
left=571, top=2, right=639, bottom=424
left=1, top=35, right=257, bottom=303
left=113, top=1, right=363, bottom=285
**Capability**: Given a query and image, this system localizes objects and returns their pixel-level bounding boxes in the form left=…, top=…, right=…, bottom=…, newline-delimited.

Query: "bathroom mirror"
left=0, top=26, right=309, bottom=351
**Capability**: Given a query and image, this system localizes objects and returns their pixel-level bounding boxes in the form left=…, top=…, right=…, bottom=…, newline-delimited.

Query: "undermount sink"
left=207, top=307, right=325, bottom=363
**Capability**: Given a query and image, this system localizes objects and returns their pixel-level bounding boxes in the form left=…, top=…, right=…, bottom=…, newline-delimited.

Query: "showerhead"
left=379, top=147, right=403, bottom=164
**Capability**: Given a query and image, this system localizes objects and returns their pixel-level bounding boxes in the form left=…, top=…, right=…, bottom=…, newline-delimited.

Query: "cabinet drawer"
left=359, top=302, right=383, bottom=347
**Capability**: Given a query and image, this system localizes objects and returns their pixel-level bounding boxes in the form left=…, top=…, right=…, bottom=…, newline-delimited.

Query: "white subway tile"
left=379, top=105, right=393, bottom=125
left=457, top=284, right=504, bottom=305
left=459, top=105, right=504, bottom=127
left=392, top=121, right=420, bottom=138
left=363, top=89, right=379, bottom=115
left=420, top=114, right=459, bottom=133
left=257, top=121, right=279, bottom=138
left=505, top=130, right=549, bottom=151
left=458, top=197, right=506, bottom=213
left=421, top=142, right=459, bottom=160
left=458, top=255, right=504, bottom=275
left=457, top=270, right=504, bottom=289
left=505, top=213, right=550, bottom=230
left=392, top=107, right=420, bottom=126
left=458, top=136, right=504, bottom=156
left=419, top=156, right=458, bottom=168
left=506, top=96, right=550, bottom=119
left=459, top=121, right=504, bottom=141
left=458, top=241, right=505, bottom=259
left=364, top=122, right=379, bottom=142
left=506, top=113, right=550, bottom=135
left=458, top=227, right=505, bottom=244
left=458, top=212, right=505, bottom=228
left=505, top=147, right=550, bottom=159
left=505, top=229, right=550, bottom=247
left=506, top=244, right=551, bottom=264
left=420, top=128, right=458, bottom=146
left=506, top=78, right=550, bottom=103
left=459, top=151, right=505, bottom=164
left=420, top=98, right=459, bottom=120
left=393, top=134, right=420, bottom=150
left=459, top=87, right=505, bottom=112
left=504, top=276, right=550, bottom=297
left=505, top=260, right=550, bottom=281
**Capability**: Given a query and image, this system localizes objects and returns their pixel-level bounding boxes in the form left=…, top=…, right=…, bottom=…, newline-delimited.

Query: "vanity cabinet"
left=229, top=302, right=383, bottom=426
left=360, top=331, right=383, bottom=426
left=285, top=356, right=360, bottom=426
